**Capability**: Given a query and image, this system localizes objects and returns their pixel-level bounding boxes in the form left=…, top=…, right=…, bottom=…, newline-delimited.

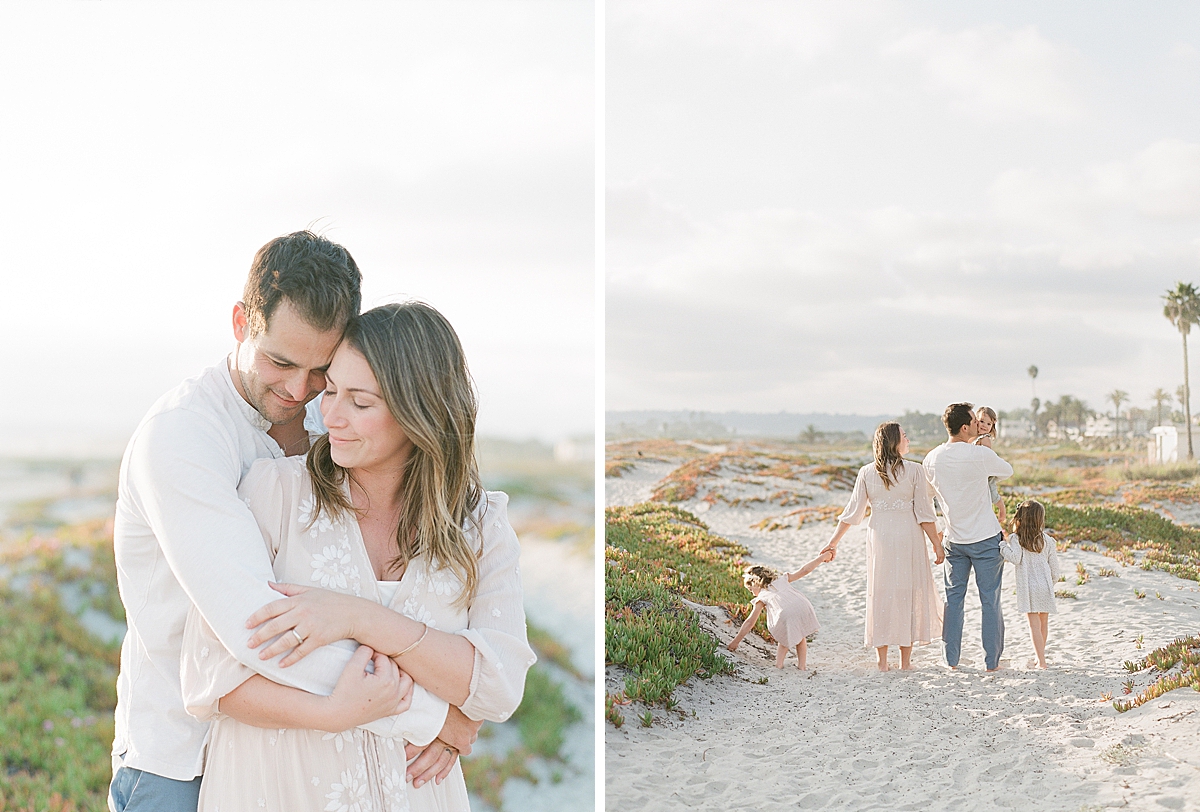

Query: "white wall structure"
left=1150, top=426, right=1178, bottom=465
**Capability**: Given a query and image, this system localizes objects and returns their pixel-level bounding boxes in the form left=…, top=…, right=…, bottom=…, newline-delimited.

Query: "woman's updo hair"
left=743, top=564, right=778, bottom=590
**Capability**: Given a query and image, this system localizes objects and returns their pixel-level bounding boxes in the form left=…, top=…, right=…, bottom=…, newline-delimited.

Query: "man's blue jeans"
left=942, top=533, right=1005, bottom=670
left=109, top=759, right=201, bottom=812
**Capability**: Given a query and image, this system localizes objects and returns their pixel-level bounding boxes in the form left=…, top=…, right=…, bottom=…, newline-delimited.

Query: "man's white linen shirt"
left=112, top=360, right=446, bottom=781
left=922, top=441, right=1014, bottom=545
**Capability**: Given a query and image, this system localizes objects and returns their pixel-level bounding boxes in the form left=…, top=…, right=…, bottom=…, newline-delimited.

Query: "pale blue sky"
left=608, top=0, right=1200, bottom=419
left=2, top=2, right=593, bottom=455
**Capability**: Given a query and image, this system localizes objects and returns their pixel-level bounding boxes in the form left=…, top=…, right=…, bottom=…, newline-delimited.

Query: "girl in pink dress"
left=727, top=554, right=831, bottom=669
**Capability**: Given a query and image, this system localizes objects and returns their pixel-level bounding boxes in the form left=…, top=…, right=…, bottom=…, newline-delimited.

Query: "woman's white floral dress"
left=181, top=456, right=536, bottom=812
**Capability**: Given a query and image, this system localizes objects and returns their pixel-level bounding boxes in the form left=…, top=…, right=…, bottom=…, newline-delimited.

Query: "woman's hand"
left=933, top=535, right=946, bottom=565
left=821, top=542, right=838, bottom=561
left=403, top=706, right=482, bottom=787
left=246, top=582, right=371, bottom=666
left=323, top=645, right=414, bottom=732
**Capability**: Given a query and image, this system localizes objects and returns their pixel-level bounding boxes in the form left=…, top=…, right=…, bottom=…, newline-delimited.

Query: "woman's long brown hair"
left=306, top=302, right=483, bottom=605
left=1011, top=500, right=1045, bottom=553
left=873, top=421, right=906, bottom=489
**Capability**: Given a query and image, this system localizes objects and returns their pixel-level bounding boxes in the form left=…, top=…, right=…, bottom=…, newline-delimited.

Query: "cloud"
left=990, top=139, right=1200, bottom=238
left=885, top=24, right=1086, bottom=122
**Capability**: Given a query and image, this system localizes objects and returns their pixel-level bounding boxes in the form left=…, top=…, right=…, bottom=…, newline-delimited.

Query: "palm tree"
left=1165, top=282, right=1200, bottom=458
left=1152, top=388, right=1172, bottom=427
left=1109, top=390, right=1128, bottom=437
left=1028, top=365, right=1038, bottom=400
left=1031, top=397, right=1041, bottom=437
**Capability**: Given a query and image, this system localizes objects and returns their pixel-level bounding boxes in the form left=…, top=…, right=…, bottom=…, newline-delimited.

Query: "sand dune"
left=606, top=452, right=1200, bottom=811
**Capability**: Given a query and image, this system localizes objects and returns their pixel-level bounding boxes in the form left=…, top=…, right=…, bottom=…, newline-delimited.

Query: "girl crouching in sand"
left=999, top=500, right=1060, bottom=669
left=727, top=553, right=832, bottom=669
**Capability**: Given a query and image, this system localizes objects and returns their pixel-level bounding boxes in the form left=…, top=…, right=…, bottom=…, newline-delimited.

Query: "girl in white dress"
left=999, top=500, right=1060, bottom=669
left=727, top=556, right=830, bottom=669
left=181, top=302, right=535, bottom=811
left=823, top=422, right=945, bottom=672
left=974, top=406, right=1007, bottom=527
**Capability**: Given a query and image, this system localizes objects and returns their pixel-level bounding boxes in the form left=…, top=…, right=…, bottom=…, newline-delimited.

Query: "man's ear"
left=233, top=302, right=249, bottom=344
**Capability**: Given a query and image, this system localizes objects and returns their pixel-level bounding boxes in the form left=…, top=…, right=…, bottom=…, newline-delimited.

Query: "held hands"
left=820, top=542, right=839, bottom=562
left=325, top=645, right=413, bottom=732
left=246, top=582, right=366, bottom=666
left=403, top=706, right=483, bottom=788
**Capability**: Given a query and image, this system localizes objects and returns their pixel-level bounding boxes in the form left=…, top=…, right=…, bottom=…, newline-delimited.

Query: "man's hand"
left=323, top=646, right=413, bottom=732
left=404, top=705, right=483, bottom=788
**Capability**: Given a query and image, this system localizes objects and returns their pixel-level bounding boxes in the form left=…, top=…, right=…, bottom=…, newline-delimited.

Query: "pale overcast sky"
left=2, top=2, right=593, bottom=456
left=607, top=1, right=1200, bottom=419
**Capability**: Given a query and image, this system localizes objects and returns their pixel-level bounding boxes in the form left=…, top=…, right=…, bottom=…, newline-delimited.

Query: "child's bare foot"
left=877, top=663, right=889, bottom=672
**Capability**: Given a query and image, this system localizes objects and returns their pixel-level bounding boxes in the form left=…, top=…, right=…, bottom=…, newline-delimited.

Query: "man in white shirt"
left=109, top=232, right=469, bottom=811
left=922, top=402, right=1014, bottom=672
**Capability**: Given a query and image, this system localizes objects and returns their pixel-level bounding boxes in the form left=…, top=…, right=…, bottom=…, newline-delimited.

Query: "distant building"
left=998, top=417, right=1034, bottom=439
left=1044, top=420, right=1076, bottom=441
left=1149, top=426, right=1179, bottom=464
left=1084, top=415, right=1115, bottom=438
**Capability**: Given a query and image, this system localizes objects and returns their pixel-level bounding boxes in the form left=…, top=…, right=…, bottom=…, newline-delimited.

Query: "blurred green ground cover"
left=605, top=503, right=747, bottom=707
left=0, top=586, right=117, bottom=809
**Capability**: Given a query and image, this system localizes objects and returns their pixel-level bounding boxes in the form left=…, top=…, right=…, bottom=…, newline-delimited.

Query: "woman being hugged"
left=182, top=302, right=535, bottom=811
left=822, top=422, right=944, bottom=672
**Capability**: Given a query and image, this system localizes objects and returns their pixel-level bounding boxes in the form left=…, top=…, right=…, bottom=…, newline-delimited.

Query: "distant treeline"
left=606, top=410, right=947, bottom=442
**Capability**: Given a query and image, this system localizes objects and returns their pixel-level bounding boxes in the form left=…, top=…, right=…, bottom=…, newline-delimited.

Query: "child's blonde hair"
left=1011, top=500, right=1046, bottom=553
left=977, top=406, right=999, bottom=440
left=742, top=565, right=778, bottom=590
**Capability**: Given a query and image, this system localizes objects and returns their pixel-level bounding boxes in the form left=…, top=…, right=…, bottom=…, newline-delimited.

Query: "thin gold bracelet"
left=394, top=623, right=428, bottom=658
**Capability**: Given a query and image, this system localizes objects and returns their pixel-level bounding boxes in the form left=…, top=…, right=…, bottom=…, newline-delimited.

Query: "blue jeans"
left=942, top=533, right=1005, bottom=670
left=109, top=761, right=201, bottom=812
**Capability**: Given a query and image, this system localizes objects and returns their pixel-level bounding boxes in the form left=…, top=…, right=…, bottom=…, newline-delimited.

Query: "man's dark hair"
left=243, top=231, right=362, bottom=336
left=942, top=403, right=975, bottom=437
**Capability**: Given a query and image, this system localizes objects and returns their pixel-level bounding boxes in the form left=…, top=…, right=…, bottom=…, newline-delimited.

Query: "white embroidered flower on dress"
left=491, top=608, right=501, bottom=617
left=324, top=766, right=371, bottom=812
left=405, top=603, right=435, bottom=627
left=298, top=493, right=337, bottom=537
left=381, top=766, right=409, bottom=811
left=311, top=545, right=352, bottom=589
left=322, top=730, right=357, bottom=753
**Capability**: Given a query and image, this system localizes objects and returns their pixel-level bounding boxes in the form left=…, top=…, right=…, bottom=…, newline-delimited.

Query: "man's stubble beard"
left=237, top=366, right=305, bottom=426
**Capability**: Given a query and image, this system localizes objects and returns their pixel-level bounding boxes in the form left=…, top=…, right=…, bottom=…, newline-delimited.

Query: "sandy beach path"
left=605, top=454, right=1200, bottom=812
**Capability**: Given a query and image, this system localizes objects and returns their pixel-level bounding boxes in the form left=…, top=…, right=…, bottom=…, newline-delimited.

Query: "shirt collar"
left=219, top=357, right=273, bottom=432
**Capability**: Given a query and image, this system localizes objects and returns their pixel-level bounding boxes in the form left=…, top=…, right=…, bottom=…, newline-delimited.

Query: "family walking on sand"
left=729, top=403, right=1062, bottom=674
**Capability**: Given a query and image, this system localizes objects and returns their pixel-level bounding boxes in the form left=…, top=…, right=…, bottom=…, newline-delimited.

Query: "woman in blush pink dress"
left=822, top=422, right=944, bottom=671
left=181, top=303, right=535, bottom=812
